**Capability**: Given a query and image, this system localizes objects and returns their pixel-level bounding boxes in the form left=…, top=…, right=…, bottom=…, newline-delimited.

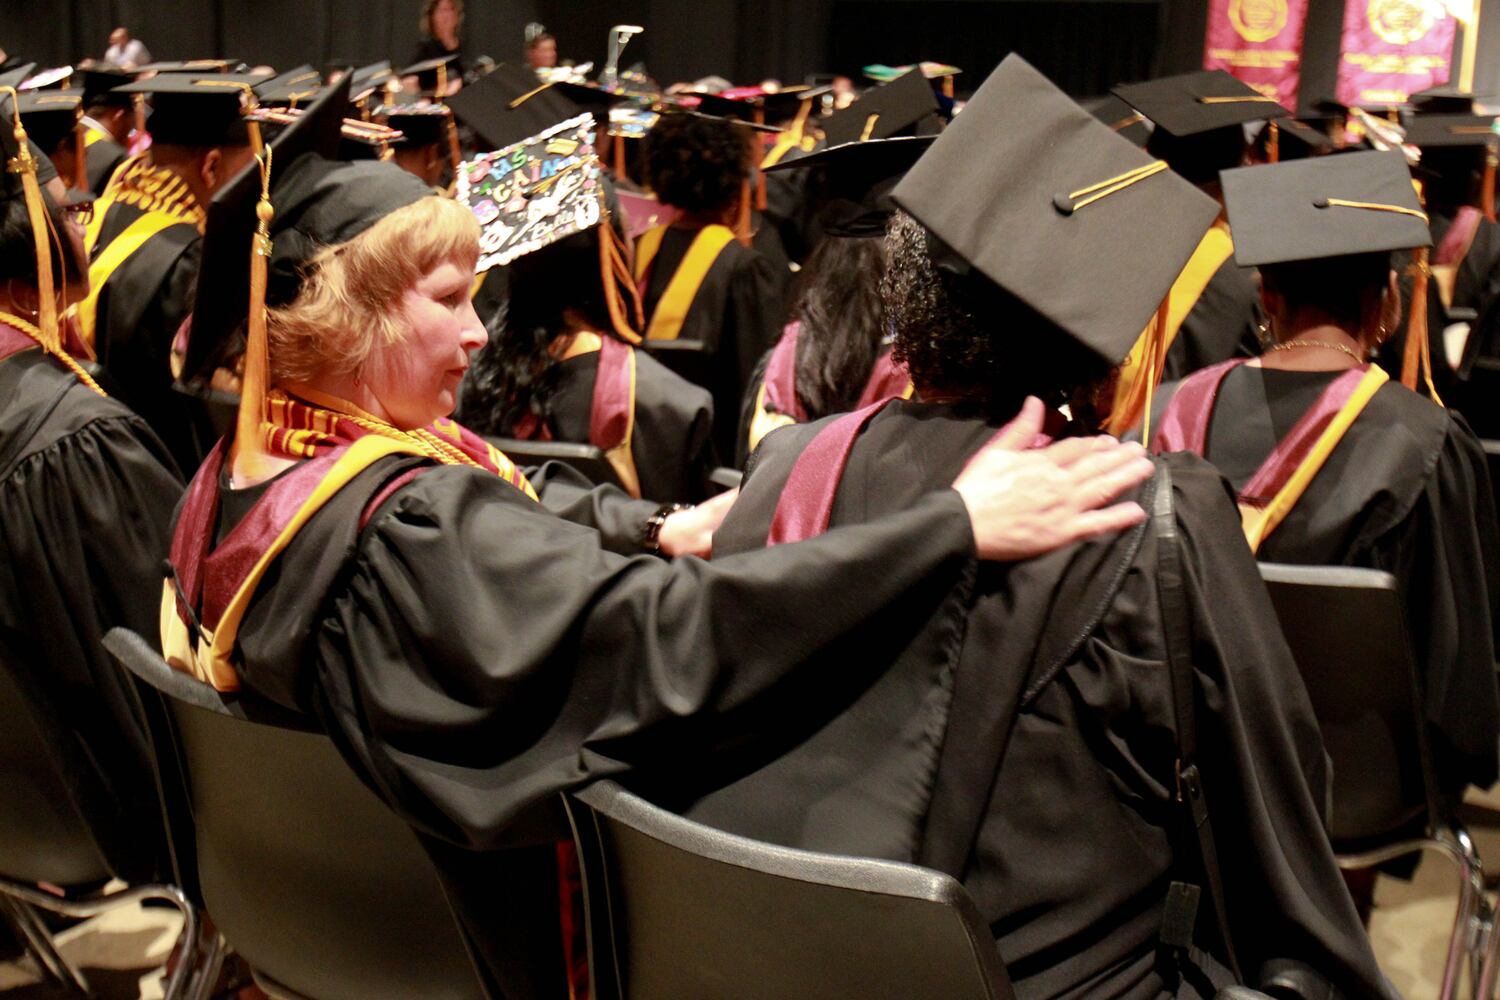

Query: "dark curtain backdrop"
left=2, top=0, right=1495, bottom=102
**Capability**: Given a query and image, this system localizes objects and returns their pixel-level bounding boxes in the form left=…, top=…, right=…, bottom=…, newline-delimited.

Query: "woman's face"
left=431, top=0, right=458, bottom=37
left=363, top=259, right=485, bottom=430
left=528, top=38, right=557, bottom=69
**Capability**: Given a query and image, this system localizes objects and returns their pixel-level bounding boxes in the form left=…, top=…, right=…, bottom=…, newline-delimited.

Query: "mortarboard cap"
left=347, top=61, right=395, bottom=103
left=893, top=54, right=1220, bottom=369
left=458, top=111, right=608, bottom=271
left=337, top=118, right=401, bottom=160
left=114, top=73, right=268, bottom=146
left=1408, top=86, right=1476, bottom=116
left=1114, top=70, right=1289, bottom=137
left=766, top=134, right=934, bottom=238
left=1221, top=149, right=1431, bottom=268
left=399, top=53, right=460, bottom=79
left=78, top=67, right=134, bottom=108
left=136, top=60, right=234, bottom=74
left=447, top=63, right=573, bottom=151
left=1265, top=118, right=1337, bottom=159
left=1401, top=113, right=1498, bottom=149
left=20, top=66, right=73, bottom=91
left=186, top=75, right=377, bottom=378
left=375, top=103, right=451, bottom=147
left=254, top=65, right=322, bottom=106
left=14, top=91, right=81, bottom=152
left=0, top=64, right=37, bottom=92
left=822, top=69, right=941, bottom=146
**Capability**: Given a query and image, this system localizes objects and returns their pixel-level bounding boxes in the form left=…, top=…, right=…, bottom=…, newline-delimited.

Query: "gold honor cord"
left=859, top=113, right=880, bottom=142
left=1055, top=160, right=1169, bottom=214
left=1196, top=95, right=1280, bottom=104
left=1109, top=112, right=1144, bottom=132
left=1312, top=197, right=1429, bottom=222
left=1, top=86, right=59, bottom=354
left=0, top=310, right=105, bottom=395
left=508, top=81, right=555, bottom=110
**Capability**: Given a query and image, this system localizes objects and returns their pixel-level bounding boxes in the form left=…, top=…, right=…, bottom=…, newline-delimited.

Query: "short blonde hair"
left=268, top=196, right=479, bottom=385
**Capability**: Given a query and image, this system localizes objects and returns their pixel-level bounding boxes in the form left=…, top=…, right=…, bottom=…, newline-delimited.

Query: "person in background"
left=524, top=23, right=558, bottom=74
left=405, top=0, right=464, bottom=96
left=77, top=67, right=134, bottom=194
left=103, top=27, right=151, bottom=71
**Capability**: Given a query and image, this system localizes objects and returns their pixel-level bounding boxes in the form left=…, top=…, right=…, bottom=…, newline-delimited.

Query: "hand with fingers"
left=953, top=397, right=1155, bottom=562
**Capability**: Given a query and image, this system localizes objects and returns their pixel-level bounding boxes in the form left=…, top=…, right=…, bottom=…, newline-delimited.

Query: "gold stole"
left=73, top=209, right=195, bottom=348
left=556, top=332, right=642, bottom=498
left=1241, top=366, right=1388, bottom=553
left=634, top=224, right=736, bottom=341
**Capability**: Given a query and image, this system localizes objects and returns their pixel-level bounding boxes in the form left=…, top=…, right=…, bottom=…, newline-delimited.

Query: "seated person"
left=689, top=57, right=1391, bottom=1000
left=162, top=83, right=1157, bottom=999
left=740, top=135, right=930, bottom=464
left=636, top=110, right=784, bottom=459
left=455, top=133, right=716, bottom=502
left=0, top=114, right=181, bottom=885
left=1150, top=150, right=1500, bottom=804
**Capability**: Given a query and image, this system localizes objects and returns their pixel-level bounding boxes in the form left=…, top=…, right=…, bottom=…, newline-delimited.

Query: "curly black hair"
left=1261, top=251, right=1391, bottom=336
left=643, top=111, right=750, bottom=216
left=456, top=229, right=621, bottom=437
left=791, top=235, right=887, bottom=418
left=0, top=184, right=84, bottom=292
left=882, top=211, right=1109, bottom=416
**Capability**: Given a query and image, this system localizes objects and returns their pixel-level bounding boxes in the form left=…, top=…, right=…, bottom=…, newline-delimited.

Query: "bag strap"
left=1153, top=460, right=1244, bottom=984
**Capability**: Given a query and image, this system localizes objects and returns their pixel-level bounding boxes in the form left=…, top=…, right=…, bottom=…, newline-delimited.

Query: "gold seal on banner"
left=1230, top=0, right=1289, bottom=42
left=1367, top=0, right=1436, bottom=45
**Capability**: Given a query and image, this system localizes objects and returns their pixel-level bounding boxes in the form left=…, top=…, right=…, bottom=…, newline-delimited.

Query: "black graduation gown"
left=1153, top=366, right=1500, bottom=794
left=85, top=136, right=128, bottom=196
left=0, top=347, right=183, bottom=883
left=90, top=201, right=214, bottom=472
left=546, top=347, right=717, bottom=502
left=639, top=225, right=784, bottom=460
left=671, top=401, right=1390, bottom=1000
left=1165, top=257, right=1263, bottom=381
left=200, top=455, right=976, bottom=997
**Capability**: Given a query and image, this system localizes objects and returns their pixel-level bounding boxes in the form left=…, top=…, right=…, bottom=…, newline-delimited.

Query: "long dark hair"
left=457, top=229, right=620, bottom=436
left=0, top=185, right=84, bottom=292
left=791, top=235, right=887, bottom=418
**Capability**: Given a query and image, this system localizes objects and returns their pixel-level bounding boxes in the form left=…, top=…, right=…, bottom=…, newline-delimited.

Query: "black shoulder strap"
left=1153, top=460, right=1244, bottom=983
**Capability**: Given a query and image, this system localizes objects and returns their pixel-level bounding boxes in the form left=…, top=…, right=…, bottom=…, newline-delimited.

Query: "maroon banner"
left=1204, top=0, right=1312, bottom=109
left=1335, top=0, right=1458, bottom=106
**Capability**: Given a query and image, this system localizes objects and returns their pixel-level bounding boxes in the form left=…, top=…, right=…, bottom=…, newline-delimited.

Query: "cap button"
left=1052, top=193, right=1075, bottom=216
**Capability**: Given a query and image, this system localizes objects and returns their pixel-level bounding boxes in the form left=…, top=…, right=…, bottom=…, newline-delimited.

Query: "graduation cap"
left=375, top=103, right=452, bottom=147
left=399, top=53, right=460, bottom=95
left=821, top=69, right=941, bottom=146
left=766, top=134, right=934, bottom=238
left=254, top=65, right=322, bottom=106
left=447, top=63, right=576, bottom=151
left=78, top=67, right=134, bottom=108
left=512, top=79, right=636, bottom=120
left=676, top=92, right=781, bottom=131
left=1262, top=118, right=1337, bottom=160
left=1115, top=70, right=1289, bottom=183
left=337, top=118, right=402, bottom=161
left=20, top=66, right=73, bottom=91
left=1221, top=150, right=1430, bottom=267
left=14, top=91, right=81, bottom=152
left=1401, top=113, right=1498, bottom=149
left=1408, top=86, right=1476, bottom=116
left=1082, top=94, right=1151, bottom=147
left=457, top=111, right=642, bottom=341
left=0, top=63, right=37, bottom=92
left=114, top=73, right=267, bottom=146
left=0, top=74, right=66, bottom=352
left=136, top=60, right=234, bottom=74
left=347, top=61, right=395, bottom=104
left=892, top=54, right=1220, bottom=376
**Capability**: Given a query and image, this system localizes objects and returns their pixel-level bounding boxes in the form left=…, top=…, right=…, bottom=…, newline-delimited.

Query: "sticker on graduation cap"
left=458, top=112, right=604, bottom=272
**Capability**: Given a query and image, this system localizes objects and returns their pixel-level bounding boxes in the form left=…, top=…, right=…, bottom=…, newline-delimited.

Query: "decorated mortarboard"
left=677, top=91, right=782, bottom=131
left=892, top=54, right=1220, bottom=371
left=78, top=67, right=135, bottom=107
left=254, top=65, right=322, bottom=106
left=1114, top=70, right=1289, bottom=137
left=375, top=103, right=452, bottom=147
left=20, top=66, right=74, bottom=91
left=1401, top=113, right=1498, bottom=149
left=1221, top=150, right=1430, bottom=267
left=608, top=106, right=658, bottom=139
left=337, top=117, right=402, bottom=160
left=1408, top=86, right=1477, bottom=116
left=14, top=90, right=82, bottom=151
left=863, top=62, right=961, bottom=83
left=447, top=63, right=574, bottom=151
left=1082, top=94, right=1151, bottom=147
left=766, top=134, right=934, bottom=238
left=458, top=111, right=606, bottom=272
left=821, top=69, right=941, bottom=146
left=347, top=61, right=395, bottom=103
left=0, top=64, right=37, bottom=92
left=113, top=73, right=268, bottom=145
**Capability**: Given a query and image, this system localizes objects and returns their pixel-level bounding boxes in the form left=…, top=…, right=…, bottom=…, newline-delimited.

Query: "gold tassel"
left=1483, top=146, right=1496, bottom=223
left=133, top=93, right=146, bottom=142
left=599, top=220, right=643, bottom=344
left=1104, top=296, right=1172, bottom=438
left=234, top=144, right=277, bottom=481
left=445, top=114, right=461, bottom=181
left=1267, top=121, right=1279, bottom=164
left=1402, top=246, right=1429, bottom=392
left=3, top=87, right=59, bottom=354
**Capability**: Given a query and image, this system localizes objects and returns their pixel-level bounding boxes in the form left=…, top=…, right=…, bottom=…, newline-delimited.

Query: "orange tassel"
left=1483, top=147, right=1496, bottom=223
left=233, top=145, right=277, bottom=482
left=3, top=88, right=59, bottom=354
left=1402, top=247, right=1429, bottom=392
left=599, top=221, right=643, bottom=344
left=1104, top=296, right=1172, bottom=438
left=1267, top=121, right=1279, bottom=164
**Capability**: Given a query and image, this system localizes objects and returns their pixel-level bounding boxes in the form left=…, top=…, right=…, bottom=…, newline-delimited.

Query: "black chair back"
left=566, top=780, right=1012, bottom=1000
left=1257, top=563, right=1436, bottom=843
left=0, top=660, right=111, bottom=887
left=640, top=340, right=713, bottom=391
left=103, top=629, right=484, bottom=1000
left=488, top=437, right=624, bottom=491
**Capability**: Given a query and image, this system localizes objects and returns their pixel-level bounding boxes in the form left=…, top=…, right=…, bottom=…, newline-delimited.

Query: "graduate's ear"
left=199, top=147, right=224, bottom=193
left=1259, top=271, right=1286, bottom=329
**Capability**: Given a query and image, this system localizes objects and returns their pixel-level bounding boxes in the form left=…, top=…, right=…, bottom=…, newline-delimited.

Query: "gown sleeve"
left=1374, top=413, right=1500, bottom=792
left=1167, top=454, right=1396, bottom=999
left=309, top=467, right=976, bottom=851
left=524, top=461, right=660, bottom=555
left=0, top=403, right=184, bottom=882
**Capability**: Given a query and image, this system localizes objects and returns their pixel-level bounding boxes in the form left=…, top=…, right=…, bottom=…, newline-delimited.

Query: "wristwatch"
left=642, top=502, right=693, bottom=554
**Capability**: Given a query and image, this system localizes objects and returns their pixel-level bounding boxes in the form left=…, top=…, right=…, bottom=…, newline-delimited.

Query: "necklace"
left=0, top=311, right=106, bottom=396
left=1269, top=339, right=1365, bottom=364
